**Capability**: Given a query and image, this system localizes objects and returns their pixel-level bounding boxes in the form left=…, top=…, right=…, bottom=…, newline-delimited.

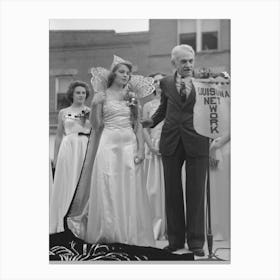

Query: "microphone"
left=193, top=68, right=230, bottom=79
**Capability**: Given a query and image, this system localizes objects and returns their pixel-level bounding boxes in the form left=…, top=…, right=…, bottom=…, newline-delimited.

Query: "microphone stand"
left=199, top=142, right=227, bottom=262
left=206, top=161, right=214, bottom=259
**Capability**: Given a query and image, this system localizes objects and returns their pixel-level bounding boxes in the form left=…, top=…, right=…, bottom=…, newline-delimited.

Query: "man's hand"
left=210, top=137, right=224, bottom=150
left=150, top=146, right=161, bottom=156
left=134, top=150, right=145, bottom=164
left=209, top=138, right=221, bottom=169
left=209, top=155, right=219, bottom=169
left=141, top=118, right=154, bottom=128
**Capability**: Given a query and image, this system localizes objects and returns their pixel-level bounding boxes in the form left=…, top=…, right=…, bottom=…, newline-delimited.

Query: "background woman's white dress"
left=50, top=113, right=91, bottom=233
left=143, top=99, right=166, bottom=240
left=83, top=100, right=155, bottom=247
left=210, top=142, right=230, bottom=241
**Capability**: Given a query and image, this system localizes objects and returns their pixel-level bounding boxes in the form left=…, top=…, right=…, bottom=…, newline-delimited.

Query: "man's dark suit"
left=151, top=72, right=209, bottom=249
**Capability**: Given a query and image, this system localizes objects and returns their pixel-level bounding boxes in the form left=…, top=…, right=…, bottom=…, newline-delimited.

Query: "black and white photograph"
left=1, top=0, right=280, bottom=279
left=49, top=19, right=231, bottom=262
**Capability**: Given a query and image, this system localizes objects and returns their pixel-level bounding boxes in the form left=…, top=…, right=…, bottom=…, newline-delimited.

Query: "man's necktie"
left=179, top=81, right=187, bottom=102
left=179, top=77, right=192, bottom=102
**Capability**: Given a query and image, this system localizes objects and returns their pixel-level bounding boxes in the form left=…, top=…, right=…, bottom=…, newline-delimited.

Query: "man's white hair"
left=171, top=44, right=195, bottom=63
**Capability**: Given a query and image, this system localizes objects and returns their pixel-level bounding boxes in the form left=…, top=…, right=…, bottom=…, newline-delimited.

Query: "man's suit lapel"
left=183, top=83, right=196, bottom=107
left=169, top=72, right=195, bottom=108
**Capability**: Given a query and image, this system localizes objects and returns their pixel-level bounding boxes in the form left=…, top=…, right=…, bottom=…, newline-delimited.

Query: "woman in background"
left=50, top=80, right=91, bottom=234
left=143, top=73, right=167, bottom=240
left=209, top=133, right=231, bottom=241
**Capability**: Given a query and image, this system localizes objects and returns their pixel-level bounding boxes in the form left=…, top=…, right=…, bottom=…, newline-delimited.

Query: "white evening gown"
left=50, top=113, right=91, bottom=234
left=81, top=100, right=155, bottom=247
left=210, top=141, right=230, bottom=241
left=143, top=99, right=166, bottom=240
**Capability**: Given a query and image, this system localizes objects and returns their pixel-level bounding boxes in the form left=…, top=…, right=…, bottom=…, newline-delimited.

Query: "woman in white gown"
left=143, top=73, right=167, bottom=240
left=209, top=134, right=230, bottom=241
left=66, top=59, right=155, bottom=247
left=50, top=81, right=91, bottom=234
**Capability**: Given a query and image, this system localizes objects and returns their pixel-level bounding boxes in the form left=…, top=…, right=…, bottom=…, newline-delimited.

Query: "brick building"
left=49, top=19, right=230, bottom=158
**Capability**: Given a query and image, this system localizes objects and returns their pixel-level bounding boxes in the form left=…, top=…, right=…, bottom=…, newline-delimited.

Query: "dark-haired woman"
left=50, top=81, right=91, bottom=233
left=66, top=61, right=155, bottom=247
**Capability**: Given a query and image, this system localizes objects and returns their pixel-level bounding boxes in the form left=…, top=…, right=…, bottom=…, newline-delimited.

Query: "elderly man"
left=142, top=44, right=209, bottom=256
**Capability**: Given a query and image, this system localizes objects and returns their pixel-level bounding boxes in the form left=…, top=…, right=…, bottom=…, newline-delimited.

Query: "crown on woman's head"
left=110, top=55, right=132, bottom=70
left=91, top=55, right=154, bottom=99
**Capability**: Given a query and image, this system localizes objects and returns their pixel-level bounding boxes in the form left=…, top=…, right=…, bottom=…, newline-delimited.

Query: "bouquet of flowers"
left=123, top=91, right=139, bottom=129
left=124, top=91, right=137, bottom=107
left=74, top=108, right=91, bottom=125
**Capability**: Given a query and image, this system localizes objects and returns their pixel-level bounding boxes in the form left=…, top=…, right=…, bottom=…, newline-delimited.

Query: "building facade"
left=49, top=19, right=230, bottom=158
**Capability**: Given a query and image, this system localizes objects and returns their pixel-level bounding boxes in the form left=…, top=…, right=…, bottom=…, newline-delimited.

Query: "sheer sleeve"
left=89, top=91, right=105, bottom=131
left=90, top=103, right=103, bottom=131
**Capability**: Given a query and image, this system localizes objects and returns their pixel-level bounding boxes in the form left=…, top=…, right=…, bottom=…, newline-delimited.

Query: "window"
left=179, top=33, right=196, bottom=51
left=55, top=76, right=73, bottom=111
left=178, top=19, right=220, bottom=52
left=202, top=31, right=218, bottom=50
